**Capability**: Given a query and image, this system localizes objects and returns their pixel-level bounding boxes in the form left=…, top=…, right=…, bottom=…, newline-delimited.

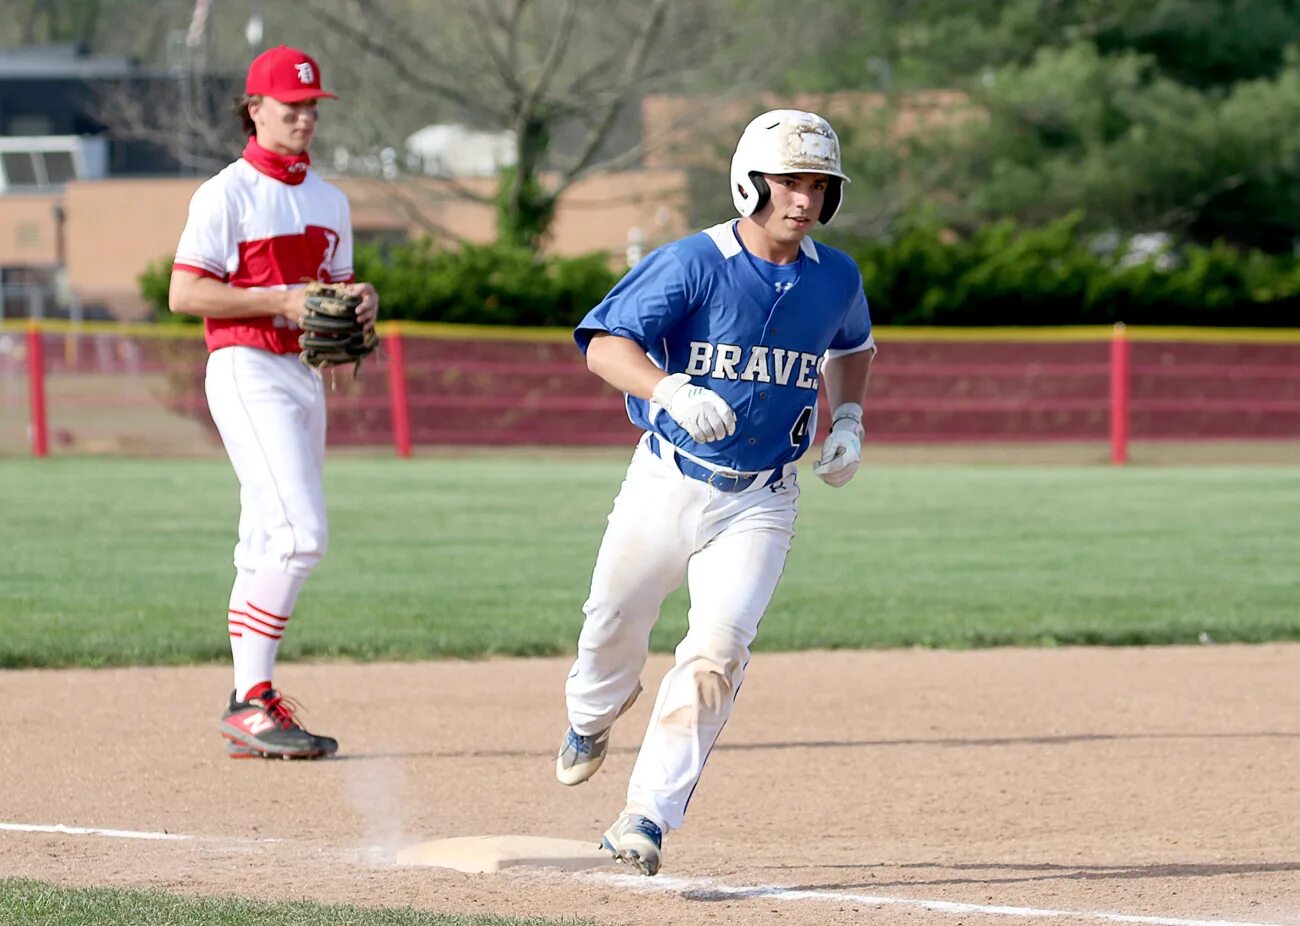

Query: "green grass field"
left=2, top=455, right=1297, bottom=668
left=0, top=879, right=591, bottom=926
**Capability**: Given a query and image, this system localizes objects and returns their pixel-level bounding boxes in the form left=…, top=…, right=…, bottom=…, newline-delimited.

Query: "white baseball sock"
left=234, top=570, right=305, bottom=701
left=226, top=569, right=256, bottom=692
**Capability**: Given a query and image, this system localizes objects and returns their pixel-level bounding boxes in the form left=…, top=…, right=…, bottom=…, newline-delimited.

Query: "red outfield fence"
left=2, top=320, right=1298, bottom=462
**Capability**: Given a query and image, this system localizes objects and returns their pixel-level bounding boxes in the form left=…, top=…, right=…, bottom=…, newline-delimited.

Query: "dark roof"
left=0, top=43, right=156, bottom=80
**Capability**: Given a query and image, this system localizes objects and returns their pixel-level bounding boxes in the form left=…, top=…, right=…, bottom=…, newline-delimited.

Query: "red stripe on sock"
left=246, top=601, right=290, bottom=622
left=242, top=611, right=287, bottom=636
left=242, top=623, right=282, bottom=641
left=228, top=610, right=252, bottom=638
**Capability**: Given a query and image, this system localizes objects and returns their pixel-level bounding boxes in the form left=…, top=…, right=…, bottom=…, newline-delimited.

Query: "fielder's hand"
left=653, top=373, right=736, bottom=443
left=348, top=281, right=380, bottom=329
left=813, top=402, right=864, bottom=488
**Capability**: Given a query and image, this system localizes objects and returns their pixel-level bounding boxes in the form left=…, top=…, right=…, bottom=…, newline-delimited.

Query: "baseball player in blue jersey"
left=554, top=110, right=875, bottom=876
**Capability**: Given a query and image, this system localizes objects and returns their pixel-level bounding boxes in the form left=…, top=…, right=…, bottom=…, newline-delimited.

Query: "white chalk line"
left=587, top=872, right=1292, bottom=926
left=0, top=822, right=190, bottom=841
left=0, top=821, right=280, bottom=845
left=1, top=821, right=1291, bottom=926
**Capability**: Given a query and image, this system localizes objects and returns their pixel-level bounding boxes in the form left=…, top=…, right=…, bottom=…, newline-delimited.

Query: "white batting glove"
left=652, top=373, right=736, bottom=443
left=812, top=402, right=864, bottom=488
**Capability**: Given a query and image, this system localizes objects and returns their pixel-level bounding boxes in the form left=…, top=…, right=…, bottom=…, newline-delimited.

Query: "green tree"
left=873, top=42, right=1300, bottom=251
left=298, top=0, right=759, bottom=251
left=1094, top=0, right=1300, bottom=87
left=760, top=1, right=1300, bottom=251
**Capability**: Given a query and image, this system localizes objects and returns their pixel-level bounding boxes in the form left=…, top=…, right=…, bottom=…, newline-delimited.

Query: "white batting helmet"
left=730, top=109, right=850, bottom=225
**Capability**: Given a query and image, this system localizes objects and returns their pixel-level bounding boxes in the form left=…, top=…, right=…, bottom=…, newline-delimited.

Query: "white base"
left=396, top=835, right=617, bottom=873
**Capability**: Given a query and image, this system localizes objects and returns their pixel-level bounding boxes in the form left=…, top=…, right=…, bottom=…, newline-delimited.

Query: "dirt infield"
left=2, top=646, right=1297, bottom=925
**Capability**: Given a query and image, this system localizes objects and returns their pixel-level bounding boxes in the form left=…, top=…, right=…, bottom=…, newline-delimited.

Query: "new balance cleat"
left=219, top=688, right=338, bottom=760
left=556, top=683, right=641, bottom=786
left=600, top=813, right=663, bottom=876
left=225, top=741, right=260, bottom=759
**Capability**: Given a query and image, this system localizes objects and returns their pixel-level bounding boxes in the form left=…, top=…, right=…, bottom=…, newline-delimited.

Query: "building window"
left=0, top=137, right=107, bottom=191
left=1, top=151, right=38, bottom=186
left=44, top=150, right=76, bottom=184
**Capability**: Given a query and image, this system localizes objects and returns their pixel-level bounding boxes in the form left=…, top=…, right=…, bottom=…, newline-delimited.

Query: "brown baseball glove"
left=298, top=281, right=378, bottom=374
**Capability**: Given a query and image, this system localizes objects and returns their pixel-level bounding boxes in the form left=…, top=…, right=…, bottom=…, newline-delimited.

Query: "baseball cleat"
left=600, top=813, right=663, bottom=876
left=220, top=688, right=338, bottom=760
left=556, top=682, right=641, bottom=786
left=225, top=741, right=261, bottom=759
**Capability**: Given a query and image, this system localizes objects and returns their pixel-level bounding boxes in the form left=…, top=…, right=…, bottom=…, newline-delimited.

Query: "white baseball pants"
left=205, top=346, right=329, bottom=578
left=564, top=434, right=799, bottom=831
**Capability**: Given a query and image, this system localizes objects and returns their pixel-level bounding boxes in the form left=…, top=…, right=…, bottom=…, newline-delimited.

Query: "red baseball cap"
left=245, top=45, right=337, bottom=102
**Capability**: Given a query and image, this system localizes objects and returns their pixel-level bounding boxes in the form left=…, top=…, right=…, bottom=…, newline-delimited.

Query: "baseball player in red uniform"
left=169, top=46, right=378, bottom=759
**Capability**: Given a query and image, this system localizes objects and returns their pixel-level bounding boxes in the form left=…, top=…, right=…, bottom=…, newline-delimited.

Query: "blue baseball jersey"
left=576, top=221, right=873, bottom=472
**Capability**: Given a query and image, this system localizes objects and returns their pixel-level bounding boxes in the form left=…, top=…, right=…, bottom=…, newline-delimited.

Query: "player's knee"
left=269, top=522, right=328, bottom=575
left=295, top=531, right=328, bottom=572
left=660, top=652, right=744, bottom=730
left=692, top=661, right=735, bottom=718
left=579, top=597, right=652, bottom=646
left=679, top=624, right=750, bottom=671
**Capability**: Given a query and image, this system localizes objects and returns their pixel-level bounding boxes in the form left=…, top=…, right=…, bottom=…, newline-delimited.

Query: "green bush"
left=847, top=214, right=1300, bottom=326
left=352, top=240, right=617, bottom=326
left=139, top=256, right=200, bottom=324
left=138, top=240, right=620, bottom=328
left=140, top=224, right=1300, bottom=329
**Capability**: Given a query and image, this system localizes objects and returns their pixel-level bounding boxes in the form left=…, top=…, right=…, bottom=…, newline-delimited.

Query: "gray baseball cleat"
left=220, top=688, right=337, bottom=760
left=600, top=812, right=663, bottom=876
left=555, top=682, right=641, bottom=786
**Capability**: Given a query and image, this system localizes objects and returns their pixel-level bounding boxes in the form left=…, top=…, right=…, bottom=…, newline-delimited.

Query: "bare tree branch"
left=504, top=0, right=527, bottom=87
left=519, top=0, right=579, bottom=111
left=551, top=0, right=669, bottom=187
left=96, top=77, right=237, bottom=176
left=575, top=143, right=651, bottom=176
left=302, top=2, right=503, bottom=118
left=90, top=0, right=796, bottom=250
left=412, top=170, right=498, bottom=207
left=500, top=0, right=581, bottom=214
left=20, top=0, right=41, bottom=43
left=565, top=48, right=634, bottom=101
left=349, top=0, right=453, bottom=77
left=466, top=4, right=523, bottom=101
left=348, top=177, right=471, bottom=243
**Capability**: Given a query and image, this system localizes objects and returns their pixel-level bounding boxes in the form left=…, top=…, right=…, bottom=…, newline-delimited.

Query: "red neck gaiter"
left=242, top=137, right=311, bottom=185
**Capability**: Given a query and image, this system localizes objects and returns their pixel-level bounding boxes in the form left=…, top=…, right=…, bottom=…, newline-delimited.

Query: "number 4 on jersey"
left=789, top=406, right=813, bottom=447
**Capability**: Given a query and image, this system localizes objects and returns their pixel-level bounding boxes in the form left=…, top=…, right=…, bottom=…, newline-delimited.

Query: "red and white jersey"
left=173, top=160, right=354, bottom=354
